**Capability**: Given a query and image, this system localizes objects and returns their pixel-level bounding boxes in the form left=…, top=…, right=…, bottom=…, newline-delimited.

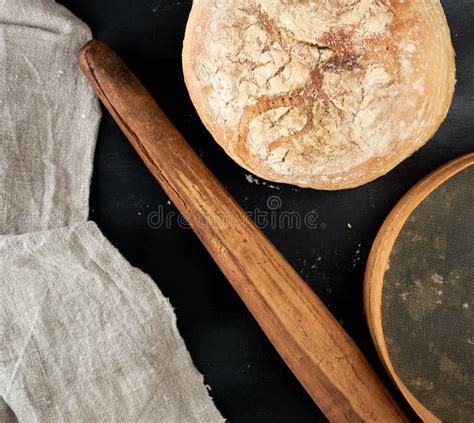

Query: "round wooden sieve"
left=365, top=153, right=474, bottom=422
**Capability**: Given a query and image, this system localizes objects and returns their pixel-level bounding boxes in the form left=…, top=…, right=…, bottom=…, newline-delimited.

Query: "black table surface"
left=59, top=1, right=474, bottom=421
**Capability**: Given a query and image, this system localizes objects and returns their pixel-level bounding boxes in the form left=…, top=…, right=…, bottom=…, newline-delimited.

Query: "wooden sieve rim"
left=364, top=152, right=474, bottom=422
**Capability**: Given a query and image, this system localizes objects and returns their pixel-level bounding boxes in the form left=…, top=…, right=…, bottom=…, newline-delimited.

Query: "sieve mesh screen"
left=382, top=165, right=474, bottom=422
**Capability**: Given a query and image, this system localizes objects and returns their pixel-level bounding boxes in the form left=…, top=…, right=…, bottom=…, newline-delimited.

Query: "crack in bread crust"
left=236, top=8, right=365, bottom=163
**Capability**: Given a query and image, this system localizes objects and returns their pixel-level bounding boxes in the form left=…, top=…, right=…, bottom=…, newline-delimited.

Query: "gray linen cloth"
left=0, top=0, right=224, bottom=421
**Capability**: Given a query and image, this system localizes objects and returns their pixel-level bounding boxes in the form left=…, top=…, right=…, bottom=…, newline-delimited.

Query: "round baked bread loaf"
left=183, top=0, right=455, bottom=190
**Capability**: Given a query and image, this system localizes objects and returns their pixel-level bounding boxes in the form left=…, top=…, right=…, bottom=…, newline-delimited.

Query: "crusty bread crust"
left=183, top=0, right=455, bottom=190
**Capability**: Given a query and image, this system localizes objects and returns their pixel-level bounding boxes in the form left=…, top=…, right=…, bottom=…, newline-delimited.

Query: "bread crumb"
left=245, top=173, right=261, bottom=185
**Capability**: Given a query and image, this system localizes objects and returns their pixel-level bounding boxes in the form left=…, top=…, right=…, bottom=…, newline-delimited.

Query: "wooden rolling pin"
left=78, top=41, right=407, bottom=422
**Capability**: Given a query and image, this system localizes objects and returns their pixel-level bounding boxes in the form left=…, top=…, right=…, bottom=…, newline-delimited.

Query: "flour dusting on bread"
left=184, top=0, right=455, bottom=189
